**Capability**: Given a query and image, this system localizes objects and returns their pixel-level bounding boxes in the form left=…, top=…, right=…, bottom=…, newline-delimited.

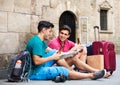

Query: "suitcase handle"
left=94, top=26, right=100, bottom=41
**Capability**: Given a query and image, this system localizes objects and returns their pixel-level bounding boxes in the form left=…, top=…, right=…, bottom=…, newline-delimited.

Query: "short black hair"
left=38, top=21, right=54, bottom=32
left=59, top=25, right=71, bottom=34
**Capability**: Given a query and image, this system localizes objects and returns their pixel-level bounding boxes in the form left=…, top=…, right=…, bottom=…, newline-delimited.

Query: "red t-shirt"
left=48, top=37, right=75, bottom=52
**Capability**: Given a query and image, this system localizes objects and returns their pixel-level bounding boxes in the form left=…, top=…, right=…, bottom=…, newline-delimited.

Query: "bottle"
left=15, top=60, right=22, bottom=68
left=13, top=60, right=22, bottom=76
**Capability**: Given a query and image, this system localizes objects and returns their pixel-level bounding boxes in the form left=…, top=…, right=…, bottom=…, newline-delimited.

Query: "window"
left=100, top=10, right=108, bottom=30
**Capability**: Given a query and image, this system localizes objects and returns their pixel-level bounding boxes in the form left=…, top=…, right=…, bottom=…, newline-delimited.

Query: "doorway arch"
left=59, top=11, right=76, bottom=42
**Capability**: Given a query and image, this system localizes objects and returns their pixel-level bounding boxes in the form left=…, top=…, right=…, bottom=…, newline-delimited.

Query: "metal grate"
left=100, top=10, right=108, bottom=30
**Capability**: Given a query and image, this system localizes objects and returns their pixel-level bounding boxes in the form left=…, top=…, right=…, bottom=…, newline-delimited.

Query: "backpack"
left=7, top=50, right=31, bottom=82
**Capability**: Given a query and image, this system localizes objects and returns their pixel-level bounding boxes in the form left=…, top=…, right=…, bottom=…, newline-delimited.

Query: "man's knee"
left=56, top=59, right=65, bottom=65
left=72, top=56, right=79, bottom=62
left=83, top=47, right=87, bottom=54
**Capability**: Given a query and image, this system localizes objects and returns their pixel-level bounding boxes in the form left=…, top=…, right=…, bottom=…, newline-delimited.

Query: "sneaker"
left=52, top=74, right=67, bottom=83
left=92, top=69, right=106, bottom=80
left=104, top=71, right=111, bottom=78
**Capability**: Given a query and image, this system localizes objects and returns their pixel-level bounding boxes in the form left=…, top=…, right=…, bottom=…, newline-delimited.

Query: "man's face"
left=59, top=30, right=70, bottom=42
left=44, top=27, right=53, bottom=40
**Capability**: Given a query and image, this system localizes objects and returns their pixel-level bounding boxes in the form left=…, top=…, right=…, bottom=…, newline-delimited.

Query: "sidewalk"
left=1, top=55, right=120, bottom=85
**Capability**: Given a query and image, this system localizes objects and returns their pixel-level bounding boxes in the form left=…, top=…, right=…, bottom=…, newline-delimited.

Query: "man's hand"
left=51, top=53, right=61, bottom=60
left=70, top=44, right=83, bottom=51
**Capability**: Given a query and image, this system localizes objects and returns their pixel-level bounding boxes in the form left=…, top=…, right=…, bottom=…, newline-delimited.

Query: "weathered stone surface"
left=35, top=0, right=50, bottom=15
left=14, top=0, right=31, bottom=14
left=8, top=13, right=30, bottom=33
left=0, top=0, right=14, bottom=12
left=42, top=6, right=60, bottom=23
left=18, top=33, right=27, bottom=51
left=18, top=33, right=34, bottom=51
left=0, top=55, right=9, bottom=68
left=0, top=33, right=19, bottom=54
left=0, top=54, right=12, bottom=79
left=50, top=0, right=59, bottom=8
left=0, top=12, right=7, bottom=32
left=31, top=15, right=41, bottom=34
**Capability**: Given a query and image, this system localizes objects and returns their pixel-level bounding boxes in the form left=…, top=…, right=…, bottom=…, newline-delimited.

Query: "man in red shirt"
left=48, top=25, right=98, bottom=72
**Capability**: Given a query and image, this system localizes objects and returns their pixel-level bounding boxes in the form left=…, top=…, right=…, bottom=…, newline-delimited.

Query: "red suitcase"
left=92, top=26, right=116, bottom=74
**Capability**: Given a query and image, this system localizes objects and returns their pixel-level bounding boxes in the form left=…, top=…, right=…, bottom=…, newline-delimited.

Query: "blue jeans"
left=29, top=49, right=69, bottom=80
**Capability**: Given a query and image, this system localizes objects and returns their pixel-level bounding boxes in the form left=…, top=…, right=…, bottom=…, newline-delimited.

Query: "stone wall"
left=0, top=0, right=120, bottom=79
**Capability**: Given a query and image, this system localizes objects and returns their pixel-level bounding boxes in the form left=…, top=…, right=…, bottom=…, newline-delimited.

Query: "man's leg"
left=56, top=59, right=73, bottom=70
left=70, top=44, right=87, bottom=63
left=68, top=69, right=106, bottom=80
left=29, top=66, right=106, bottom=80
left=78, top=46, right=87, bottom=63
left=65, top=52, right=99, bottom=73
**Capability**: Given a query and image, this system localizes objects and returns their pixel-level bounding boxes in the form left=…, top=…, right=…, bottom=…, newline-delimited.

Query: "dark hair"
left=59, top=25, right=71, bottom=34
left=38, top=21, right=54, bottom=32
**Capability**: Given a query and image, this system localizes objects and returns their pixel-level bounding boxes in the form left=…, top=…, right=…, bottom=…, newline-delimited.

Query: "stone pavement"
left=0, top=55, right=120, bottom=85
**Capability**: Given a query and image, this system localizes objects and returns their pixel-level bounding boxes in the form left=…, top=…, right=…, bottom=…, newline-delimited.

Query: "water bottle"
left=15, top=60, right=22, bottom=68
left=13, top=60, right=22, bottom=77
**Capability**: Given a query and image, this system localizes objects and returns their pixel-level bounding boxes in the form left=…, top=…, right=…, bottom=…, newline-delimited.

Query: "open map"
left=59, top=49, right=83, bottom=60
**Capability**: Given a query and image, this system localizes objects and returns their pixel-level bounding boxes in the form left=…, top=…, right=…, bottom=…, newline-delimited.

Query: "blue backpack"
left=7, top=51, right=31, bottom=82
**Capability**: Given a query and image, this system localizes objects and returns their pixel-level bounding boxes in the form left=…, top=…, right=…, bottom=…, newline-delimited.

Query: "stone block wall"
left=0, top=0, right=41, bottom=79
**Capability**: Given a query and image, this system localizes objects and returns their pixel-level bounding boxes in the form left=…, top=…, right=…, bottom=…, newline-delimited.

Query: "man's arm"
left=33, top=53, right=60, bottom=65
left=46, top=47, right=52, bottom=52
left=69, top=44, right=84, bottom=52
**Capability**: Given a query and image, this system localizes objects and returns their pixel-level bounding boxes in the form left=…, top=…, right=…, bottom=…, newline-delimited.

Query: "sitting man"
left=26, top=20, right=106, bottom=80
left=48, top=25, right=98, bottom=72
left=48, top=25, right=111, bottom=78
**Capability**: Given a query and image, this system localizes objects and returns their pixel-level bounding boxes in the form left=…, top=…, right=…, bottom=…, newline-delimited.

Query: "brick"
left=0, top=33, right=19, bottom=54
left=0, top=12, right=7, bottom=32
left=8, top=13, right=30, bottom=33
left=14, top=0, right=31, bottom=14
left=31, top=15, right=40, bottom=34
left=0, top=0, right=14, bottom=12
left=35, top=0, right=50, bottom=15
